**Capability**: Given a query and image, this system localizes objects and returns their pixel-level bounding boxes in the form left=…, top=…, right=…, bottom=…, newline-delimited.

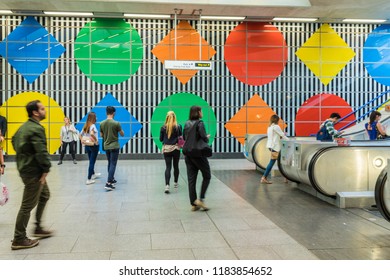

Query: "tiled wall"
left=0, top=16, right=388, bottom=155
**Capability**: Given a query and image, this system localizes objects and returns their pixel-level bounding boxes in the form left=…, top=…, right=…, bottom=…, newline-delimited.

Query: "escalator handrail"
left=308, top=145, right=390, bottom=197
left=374, top=168, right=390, bottom=222
left=342, top=115, right=390, bottom=137
left=338, top=90, right=390, bottom=131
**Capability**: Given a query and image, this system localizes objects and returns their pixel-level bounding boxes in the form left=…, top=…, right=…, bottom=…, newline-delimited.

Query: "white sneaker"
left=174, top=182, right=178, bottom=189
left=86, top=179, right=95, bottom=185
left=92, top=173, right=101, bottom=180
left=164, top=185, right=170, bottom=194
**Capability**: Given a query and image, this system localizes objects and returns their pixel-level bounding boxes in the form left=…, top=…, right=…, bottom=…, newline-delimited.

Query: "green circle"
left=151, top=93, right=217, bottom=150
left=74, top=18, right=143, bottom=85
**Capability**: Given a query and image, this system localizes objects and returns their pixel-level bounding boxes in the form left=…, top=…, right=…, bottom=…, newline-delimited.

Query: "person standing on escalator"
left=365, top=111, right=387, bottom=140
left=316, top=112, right=344, bottom=141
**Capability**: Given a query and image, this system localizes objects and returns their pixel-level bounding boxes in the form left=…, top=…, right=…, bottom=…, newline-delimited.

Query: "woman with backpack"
left=316, top=112, right=344, bottom=141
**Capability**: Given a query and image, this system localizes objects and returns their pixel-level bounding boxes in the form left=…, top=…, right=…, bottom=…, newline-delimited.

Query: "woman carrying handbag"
left=80, top=112, right=101, bottom=185
left=160, top=111, right=182, bottom=194
left=182, top=106, right=212, bottom=211
left=261, top=114, right=288, bottom=184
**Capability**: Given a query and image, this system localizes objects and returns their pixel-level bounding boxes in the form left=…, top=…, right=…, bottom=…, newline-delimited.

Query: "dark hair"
left=106, top=106, right=116, bottom=115
left=269, top=114, right=280, bottom=125
left=189, top=105, right=202, bottom=120
left=330, top=112, right=341, bottom=119
left=26, top=100, right=41, bottom=118
left=369, top=110, right=381, bottom=124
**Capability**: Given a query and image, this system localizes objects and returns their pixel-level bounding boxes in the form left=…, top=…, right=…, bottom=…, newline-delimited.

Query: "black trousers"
left=60, top=141, right=76, bottom=160
left=185, top=156, right=211, bottom=205
left=163, top=149, right=180, bottom=185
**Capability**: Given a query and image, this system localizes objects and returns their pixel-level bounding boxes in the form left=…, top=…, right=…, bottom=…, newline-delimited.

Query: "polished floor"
left=0, top=158, right=388, bottom=260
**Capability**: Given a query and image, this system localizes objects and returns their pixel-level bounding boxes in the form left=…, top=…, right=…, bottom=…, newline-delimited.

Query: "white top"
left=60, top=124, right=78, bottom=142
left=266, top=124, right=288, bottom=152
left=81, top=124, right=99, bottom=142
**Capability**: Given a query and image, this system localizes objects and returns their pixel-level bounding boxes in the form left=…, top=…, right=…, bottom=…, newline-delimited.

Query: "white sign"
left=164, top=60, right=213, bottom=70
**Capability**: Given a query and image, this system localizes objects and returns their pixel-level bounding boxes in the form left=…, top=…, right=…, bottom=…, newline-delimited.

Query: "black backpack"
left=316, top=121, right=332, bottom=141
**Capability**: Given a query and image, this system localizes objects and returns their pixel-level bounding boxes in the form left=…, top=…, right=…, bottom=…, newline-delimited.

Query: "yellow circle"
left=0, top=91, right=64, bottom=155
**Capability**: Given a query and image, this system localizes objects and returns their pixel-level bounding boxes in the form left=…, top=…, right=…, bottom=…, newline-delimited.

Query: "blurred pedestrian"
left=11, top=100, right=53, bottom=250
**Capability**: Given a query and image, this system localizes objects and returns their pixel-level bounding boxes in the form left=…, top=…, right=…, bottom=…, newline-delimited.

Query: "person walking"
left=58, top=117, right=78, bottom=165
left=80, top=112, right=101, bottom=185
left=100, top=106, right=124, bottom=191
left=11, top=100, right=53, bottom=250
left=261, top=114, right=289, bottom=184
left=160, top=111, right=182, bottom=194
left=183, top=106, right=211, bottom=211
left=365, top=110, right=387, bottom=140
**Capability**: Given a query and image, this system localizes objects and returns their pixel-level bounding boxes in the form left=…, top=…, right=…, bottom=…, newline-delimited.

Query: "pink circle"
left=224, top=22, right=288, bottom=86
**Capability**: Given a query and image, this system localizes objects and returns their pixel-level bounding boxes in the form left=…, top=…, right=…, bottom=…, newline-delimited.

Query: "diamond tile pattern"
left=75, top=93, right=142, bottom=153
left=295, top=24, right=355, bottom=86
left=151, top=21, right=216, bottom=85
left=0, top=16, right=65, bottom=84
left=225, top=94, right=286, bottom=145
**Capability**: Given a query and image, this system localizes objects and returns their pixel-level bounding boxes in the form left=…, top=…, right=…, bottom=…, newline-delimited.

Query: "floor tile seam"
left=211, top=170, right=324, bottom=256
left=345, top=208, right=390, bottom=231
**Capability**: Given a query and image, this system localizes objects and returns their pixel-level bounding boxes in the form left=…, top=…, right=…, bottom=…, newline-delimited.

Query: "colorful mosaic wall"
left=0, top=16, right=389, bottom=155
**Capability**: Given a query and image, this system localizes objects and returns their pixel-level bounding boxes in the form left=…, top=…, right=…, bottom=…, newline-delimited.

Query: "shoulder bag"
left=81, top=133, right=96, bottom=146
left=182, top=121, right=212, bottom=157
left=0, top=176, right=9, bottom=206
left=177, top=125, right=185, bottom=148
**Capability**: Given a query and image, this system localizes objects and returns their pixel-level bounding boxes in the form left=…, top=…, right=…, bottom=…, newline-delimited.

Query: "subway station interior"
left=2, top=0, right=390, bottom=260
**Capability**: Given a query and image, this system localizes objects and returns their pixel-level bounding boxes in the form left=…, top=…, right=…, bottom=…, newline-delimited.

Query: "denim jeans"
left=105, top=148, right=120, bottom=183
left=85, top=145, right=99, bottom=180
left=263, top=159, right=276, bottom=178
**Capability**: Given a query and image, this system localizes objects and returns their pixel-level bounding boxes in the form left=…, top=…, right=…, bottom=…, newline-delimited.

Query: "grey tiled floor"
left=0, top=158, right=317, bottom=260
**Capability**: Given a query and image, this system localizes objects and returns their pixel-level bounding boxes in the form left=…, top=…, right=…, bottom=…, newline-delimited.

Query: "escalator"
left=375, top=167, right=390, bottom=222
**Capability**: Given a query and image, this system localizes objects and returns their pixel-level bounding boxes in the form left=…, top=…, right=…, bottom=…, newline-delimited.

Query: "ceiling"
left=1, top=0, right=390, bottom=22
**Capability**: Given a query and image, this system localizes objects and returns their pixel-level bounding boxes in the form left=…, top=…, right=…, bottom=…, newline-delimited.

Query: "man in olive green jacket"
left=11, top=100, right=53, bottom=250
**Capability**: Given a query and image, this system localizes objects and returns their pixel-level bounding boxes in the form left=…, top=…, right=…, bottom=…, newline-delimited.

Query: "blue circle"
left=363, top=24, right=390, bottom=86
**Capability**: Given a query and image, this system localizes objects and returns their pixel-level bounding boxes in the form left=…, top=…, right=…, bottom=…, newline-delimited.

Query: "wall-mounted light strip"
left=273, top=17, right=317, bottom=22
left=342, top=18, right=387, bottom=23
left=123, top=13, right=171, bottom=19
left=201, top=16, right=245, bottom=21
left=0, top=10, right=13, bottom=14
left=44, top=11, right=94, bottom=16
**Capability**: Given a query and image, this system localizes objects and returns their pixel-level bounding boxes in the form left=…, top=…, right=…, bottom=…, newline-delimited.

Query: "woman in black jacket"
left=160, top=111, right=182, bottom=194
left=183, top=106, right=211, bottom=211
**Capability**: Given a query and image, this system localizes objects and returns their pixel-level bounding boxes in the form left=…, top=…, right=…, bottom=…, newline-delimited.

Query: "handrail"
left=338, top=89, right=390, bottom=131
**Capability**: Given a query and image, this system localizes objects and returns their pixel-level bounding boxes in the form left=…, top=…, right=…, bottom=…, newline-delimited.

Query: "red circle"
left=295, top=93, right=356, bottom=136
left=224, top=22, right=288, bottom=86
